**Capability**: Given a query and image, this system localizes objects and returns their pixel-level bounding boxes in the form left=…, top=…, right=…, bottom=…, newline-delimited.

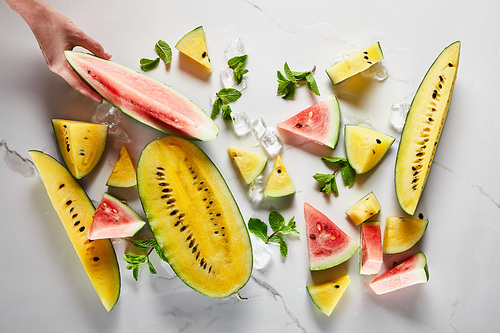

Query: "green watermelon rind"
left=88, top=192, right=146, bottom=240
left=64, top=51, right=219, bottom=141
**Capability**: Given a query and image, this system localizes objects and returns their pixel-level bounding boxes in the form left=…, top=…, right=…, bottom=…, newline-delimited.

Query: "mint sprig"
left=140, top=58, right=160, bottom=72
left=211, top=88, right=242, bottom=120
left=123, top=239, right=168, bottom=281
left=248, top=211, right=299, bottom=257
left=313, top=157, right=356, bottom=196
left=228, top=55, right=249, bottom=84
left=277, top=62, right=320, bottom=99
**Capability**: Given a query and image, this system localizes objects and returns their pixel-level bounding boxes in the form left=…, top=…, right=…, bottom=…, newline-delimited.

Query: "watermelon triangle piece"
left=277, top=96, right=340, bottom=149
left=88, top=193, right=146, bottom=240
left=369, top=251, right=429, bottom=295
left=307, top=275, right=350, bottom=316
left=304, top=203, right=359, bottom=271
left=106, top=145, right=137, bottom=188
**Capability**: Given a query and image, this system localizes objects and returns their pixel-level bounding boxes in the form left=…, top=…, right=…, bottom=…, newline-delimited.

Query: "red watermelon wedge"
left=277, top=96, right=340, bottom=149
left=65, top=51, right=218, bottom=141
left=360, top=221, right=383, bottom=275
left=370, top=252, right=429, bottom=295
left=88, top=193, right=146, bottom=240
left=304, top=203, right=359, bottom=271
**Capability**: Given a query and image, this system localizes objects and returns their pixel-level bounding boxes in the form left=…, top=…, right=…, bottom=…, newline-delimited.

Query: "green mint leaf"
left=340, top=162, right=356, bottom=187
left=233, top=63, right=248, bottom=85
left=330, top=177, right=339, bottom=195
left=321, top=181, right=332, bottom=196
left=133, top=266, right=139, bottom=281
left=147, top=257, right=157, bottom=275
left=155, top=40, right=172, bottom=65
left=228, top=55, right=248, bottom=69
left=248, top=217, right=268, bottom=242
left=132, top=239, right=157, bottom=249
left=305, top=72, right=320, bottom=96
left=292, top=70, right=310, bottom=80
left=283, top=62, right=297, bottom=83
left=140, top=57, right=160, bottom=71
left=281, top=216, right=300, bottom=235
left=322, top=157, right=347, bottom=165
left=277, top=70, right=287, bottom=82
left=283, top=82, right=296, bottom=100
left=221, top=104, right=232, bottom=120
left=313, top=173, right=334, bottom=183
left=268, top=235, right=288, bottom=257
left=269, top=210, right=285, bottom=233
left=211, top=97, right=222, bottom=119
left=218, top=88, right=242, bottom=104
left=277, top=78, right=290, bottom=95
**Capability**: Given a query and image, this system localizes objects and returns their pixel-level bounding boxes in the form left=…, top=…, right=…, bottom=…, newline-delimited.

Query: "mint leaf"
left=322, top=157, right=347, bottom=165
left=155, top=40, right=172, bottom=65
left=283, top=62, right=297, bottom=83
left=147, top=257, right=157, bottom=275
left=218, top=88, right=242, bottom=104
left=313, top=173, right=334, bottom=183
left=306, top=72, right=320, bottom=96
left=269, top=210, right=285, bottom=233
left=228, top=55, right=248, bottom=85
left=280, top=216, right=300, bottom=235
left=340, top=163, right=356, bottom=187
left=132, top=239, right=157, bottom=249
left=211, top=97, right=222, bottom=120
left=248, top=217, right=268, bottom=242
left=221, top=104, right=232, bottom=120
left=140, top=57, right=160, bottom=71
left=154, top=243, right=169, bottom=263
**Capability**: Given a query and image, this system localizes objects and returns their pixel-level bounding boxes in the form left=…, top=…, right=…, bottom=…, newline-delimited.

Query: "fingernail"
left=104, top=50, right=112, bottom=59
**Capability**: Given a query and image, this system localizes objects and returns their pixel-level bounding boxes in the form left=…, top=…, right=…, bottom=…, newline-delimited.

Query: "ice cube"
left=220, top=67, right=247, bottom=91
left=251, top=117, right=267, bottom=142
left=251, top=234, right=272, bottom=271
left=260, top=128, right=283, bottom=158
left=225, top=38, right=246, bottom=59
left=390, top=102, right=411, bottom=132
left=362, top=62, right=388, bottom=81
left=248, top=175, right=266, bottom=204
left=92, top=102, right=130, bottom=142
left=231, top=110, right=252, bottom=136
left=158, top=260, right=177, bottom=279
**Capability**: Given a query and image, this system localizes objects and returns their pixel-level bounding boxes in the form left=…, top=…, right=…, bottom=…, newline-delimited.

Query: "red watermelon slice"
left=360, top=221, right=383, bottom=275
left=277, top=96, right=340, bottom=149
left=369, top=252, right=429, bottom=295
left=88, top=193, right=146, bottom=240
left=65, top=51, right=218, bottom=141
left=304, top=203, right=359, bottom=271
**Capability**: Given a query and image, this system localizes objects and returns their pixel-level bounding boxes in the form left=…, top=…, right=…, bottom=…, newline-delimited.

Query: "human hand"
left=7, top=0, right=111, bottom=103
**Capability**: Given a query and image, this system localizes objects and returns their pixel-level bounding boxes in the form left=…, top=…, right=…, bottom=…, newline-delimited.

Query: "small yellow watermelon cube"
left=345, top=192, right=381, bottom=225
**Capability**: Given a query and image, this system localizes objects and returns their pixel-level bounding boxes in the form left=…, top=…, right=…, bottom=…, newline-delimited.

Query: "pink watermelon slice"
left=360, top=221, right=383, bottom=275
left=88, top=193, right=146, bottom=240
left=277, top=96, right=340, bottom=149
left=304, top=203, right=359, bottom=270
left=65, top=51, right=219, bottom=141
left=369, top=251, right=429, bottom=295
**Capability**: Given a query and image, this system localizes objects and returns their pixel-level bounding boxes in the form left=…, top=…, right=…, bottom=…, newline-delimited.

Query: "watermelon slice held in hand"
left=88, top=193, right=146, bottom=240
left=304, top=203, right=359, bottom=271
left=277, top=96, right=340, bottom=149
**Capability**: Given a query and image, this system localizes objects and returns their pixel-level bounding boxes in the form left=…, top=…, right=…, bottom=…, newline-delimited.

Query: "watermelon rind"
left=65, top=51, right=218, bottom=141
left=88, top=193, right=146, bottom=240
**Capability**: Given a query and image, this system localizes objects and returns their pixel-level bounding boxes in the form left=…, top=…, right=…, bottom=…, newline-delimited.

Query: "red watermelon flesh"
left=88, top=193, right=146, bottom=240
left=277, top=96, right=340, bottom=149
left=360, top=221, right=383, bottom=275
left=369, top=252, right=429, bottom=295
left=65, top=51, right=218, bottom=141
left=304, top=203, right=359, bottom=271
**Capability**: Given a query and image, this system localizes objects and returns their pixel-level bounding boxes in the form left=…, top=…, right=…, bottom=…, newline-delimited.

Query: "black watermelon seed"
left=66, top=200, right=72, bottom=205
left=180, top=225, right=186, bottom=232
left=74, top=221, right=80, bottom=226
left=376, top=139, right=381, bottom=144
left=309, top=234, right=316, bottom=240
left=419, top=213, right=424, bottom=219
left=335, top=285, right=340, bottom=289
left=202, top=51, right=207, bottom=58
left=93, top=257, right=99, bottom=262
left=79, top=226, right=85, bottom=232
left=59, top=184, right=65, bottom=189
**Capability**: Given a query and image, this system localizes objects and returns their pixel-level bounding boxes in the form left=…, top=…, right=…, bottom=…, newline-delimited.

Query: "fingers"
left=72, top=29, right=111, bottom=60
left=57, top=64, right=103, bottom=103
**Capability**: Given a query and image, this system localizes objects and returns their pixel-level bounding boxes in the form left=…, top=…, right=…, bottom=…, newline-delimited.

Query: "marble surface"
left=1, top=0, right=499, bottom=332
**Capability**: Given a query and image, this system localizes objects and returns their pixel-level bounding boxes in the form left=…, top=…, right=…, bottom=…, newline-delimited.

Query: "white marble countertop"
left=1, top=0, right=499, bottom=332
